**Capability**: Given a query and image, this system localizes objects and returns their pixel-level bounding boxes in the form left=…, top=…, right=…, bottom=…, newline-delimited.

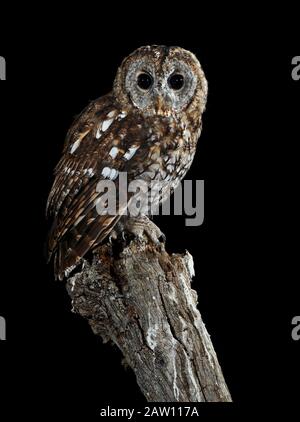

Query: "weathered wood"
left=66, top=217, right=232, bottom=402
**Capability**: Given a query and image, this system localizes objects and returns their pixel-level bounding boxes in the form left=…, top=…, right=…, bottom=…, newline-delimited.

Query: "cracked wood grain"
left=66, top=217, right=232, bottom=402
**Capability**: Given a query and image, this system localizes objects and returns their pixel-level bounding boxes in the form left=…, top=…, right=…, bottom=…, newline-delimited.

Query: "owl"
left=47, top=46, right=208, bottom=280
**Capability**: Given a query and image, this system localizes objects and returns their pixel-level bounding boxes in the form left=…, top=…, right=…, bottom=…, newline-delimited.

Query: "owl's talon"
left=158, top=232, right=166, bottom=244
left=120, top=216, right=164, bottom=246
left=143, top=226, right=164, bottom=245
left=108, top=229, right=118, bottom=244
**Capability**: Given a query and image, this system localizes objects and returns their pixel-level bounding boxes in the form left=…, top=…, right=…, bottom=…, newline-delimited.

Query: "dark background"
left=0, top=6, right=299, bottom=418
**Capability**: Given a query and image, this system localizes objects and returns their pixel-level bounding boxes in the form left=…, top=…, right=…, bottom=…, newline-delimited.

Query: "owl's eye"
left=137, top=73, right=153, bottom=90
left=168, top=74, right=184, bottom=90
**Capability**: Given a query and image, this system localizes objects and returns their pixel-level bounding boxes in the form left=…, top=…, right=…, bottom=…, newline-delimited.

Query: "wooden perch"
left=66, top=216, right=232, bottom=402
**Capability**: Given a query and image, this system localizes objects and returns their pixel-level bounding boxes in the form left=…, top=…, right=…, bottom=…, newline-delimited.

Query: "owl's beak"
left=154, top=94, right=164, bottom=114
left=154, top=91, right=172, bottom=116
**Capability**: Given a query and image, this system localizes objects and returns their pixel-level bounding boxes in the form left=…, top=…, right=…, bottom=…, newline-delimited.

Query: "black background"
left=0, top=6, right=299, bottom=419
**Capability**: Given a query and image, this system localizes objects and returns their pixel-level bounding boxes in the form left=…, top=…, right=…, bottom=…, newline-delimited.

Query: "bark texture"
left=66, top=217, right=232, bottom=402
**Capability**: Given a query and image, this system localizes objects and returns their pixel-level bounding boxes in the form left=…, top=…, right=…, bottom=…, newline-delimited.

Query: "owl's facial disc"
left=113, top=46, right=207, bottom=116
left=123, top=57, right=198, bottom=115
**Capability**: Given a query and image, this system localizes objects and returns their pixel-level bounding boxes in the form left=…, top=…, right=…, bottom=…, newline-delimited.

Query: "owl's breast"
left=132, top=116, right=200, bottom=213
left=140, top=115, right=199, bottom=185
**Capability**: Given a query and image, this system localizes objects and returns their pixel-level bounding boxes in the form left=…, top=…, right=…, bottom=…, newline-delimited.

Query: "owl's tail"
left=48, top=213, right=123, bottom=280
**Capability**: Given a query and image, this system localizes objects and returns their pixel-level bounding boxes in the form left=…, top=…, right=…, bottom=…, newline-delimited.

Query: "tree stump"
left=66, top=217, right=232, bottom=402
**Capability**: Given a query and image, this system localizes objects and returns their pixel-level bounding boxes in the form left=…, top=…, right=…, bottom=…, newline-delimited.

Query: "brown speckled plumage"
left=47, top=46, right=207, bottom=279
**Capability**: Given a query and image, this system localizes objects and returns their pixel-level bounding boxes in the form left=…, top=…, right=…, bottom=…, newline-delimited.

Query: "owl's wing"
left=47, top=97, right=157, bottom=280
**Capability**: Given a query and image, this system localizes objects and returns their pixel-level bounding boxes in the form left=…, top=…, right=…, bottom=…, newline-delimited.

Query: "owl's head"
left=113, top=46, right=208, bottom=116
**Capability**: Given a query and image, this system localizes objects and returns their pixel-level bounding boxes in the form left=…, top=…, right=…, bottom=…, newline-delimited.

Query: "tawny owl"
left=47, top=45, right=208, bottom=280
